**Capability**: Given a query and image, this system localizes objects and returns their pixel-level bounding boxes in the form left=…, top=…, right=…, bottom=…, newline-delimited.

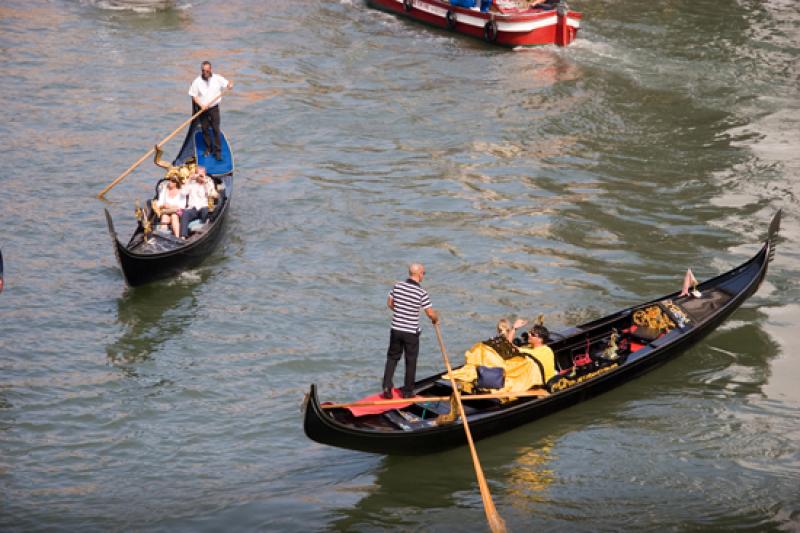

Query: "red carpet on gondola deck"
left=343, top=388, right=414, bottom=417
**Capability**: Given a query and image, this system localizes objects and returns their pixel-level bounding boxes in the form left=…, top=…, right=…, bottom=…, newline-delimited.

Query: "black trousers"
left=200, top=105, right=222, bottom=156
left=382, top=329, right=420, bottom=394
left=179, top=207, right=209, bottom=238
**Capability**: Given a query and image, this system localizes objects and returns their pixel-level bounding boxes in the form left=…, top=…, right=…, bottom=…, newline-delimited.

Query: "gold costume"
left=443, top=341, right=545, bottom=396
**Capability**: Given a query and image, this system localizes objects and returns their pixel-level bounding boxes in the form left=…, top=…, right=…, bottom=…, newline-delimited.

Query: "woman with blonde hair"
left=485, top=317, right=527, bottom=360
left=156, top=173, right=186, bottom=238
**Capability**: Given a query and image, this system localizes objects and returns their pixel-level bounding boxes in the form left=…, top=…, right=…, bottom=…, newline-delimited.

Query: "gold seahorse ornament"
left=602, top=329, right=619, bottom=360
left=134, top=200, right=152, bottom=242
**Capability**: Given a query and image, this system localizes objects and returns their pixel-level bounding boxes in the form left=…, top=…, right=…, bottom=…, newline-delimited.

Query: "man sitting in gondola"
left=517, top=323, right=557, bottom=383
left=179, top=166, right=218, bottom=239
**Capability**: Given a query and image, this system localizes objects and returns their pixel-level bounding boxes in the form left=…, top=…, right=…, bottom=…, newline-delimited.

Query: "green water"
left=1, top=0, right=798, bottom=530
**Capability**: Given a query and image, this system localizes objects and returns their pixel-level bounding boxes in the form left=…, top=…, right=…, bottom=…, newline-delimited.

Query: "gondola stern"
left=104, top=208, right=117, bottom=240
left=767, top=209, right=781, bottom=263
left=104, top=208, right=135, bottom=287
left=303, top=384, right=335, bottom=446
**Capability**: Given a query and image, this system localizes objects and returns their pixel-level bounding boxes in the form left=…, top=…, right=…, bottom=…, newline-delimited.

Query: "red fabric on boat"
left=347, top=388, right=414, bottom=417
left=630, top=342, right=646, bottom=352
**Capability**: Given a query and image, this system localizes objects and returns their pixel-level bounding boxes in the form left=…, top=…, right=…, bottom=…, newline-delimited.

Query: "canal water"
left=1, top=0, right=798, bottom=530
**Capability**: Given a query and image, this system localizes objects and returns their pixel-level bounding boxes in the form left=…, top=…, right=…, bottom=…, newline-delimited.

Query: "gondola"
left=304, top=211, right=781, bottom=455
left=104, top=125, right=234, bottom=287
left=0, top=249, right=4, bottom=294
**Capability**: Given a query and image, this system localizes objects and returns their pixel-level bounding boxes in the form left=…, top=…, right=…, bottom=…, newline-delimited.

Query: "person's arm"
left=426, top=308, right=439, bottom=324
left=218, top=74, right=233, bottom=91
left=193, top=96, right=206, bottom=110
left=387, top=295, right=394, bottom=311
left=205, top=180, right=218, bottom=199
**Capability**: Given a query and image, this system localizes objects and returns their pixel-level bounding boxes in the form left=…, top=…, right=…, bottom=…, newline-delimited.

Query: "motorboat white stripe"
left=497, top=15, right=557, bottom=32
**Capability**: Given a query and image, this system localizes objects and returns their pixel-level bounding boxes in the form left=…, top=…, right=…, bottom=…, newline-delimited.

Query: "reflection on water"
left=106, top=271, right=210, bottom=365
left=505, top=439, right=556, bottom=504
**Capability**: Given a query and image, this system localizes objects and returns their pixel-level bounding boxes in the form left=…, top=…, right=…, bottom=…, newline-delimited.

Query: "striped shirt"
left=389, top=279, right=432, bottom=334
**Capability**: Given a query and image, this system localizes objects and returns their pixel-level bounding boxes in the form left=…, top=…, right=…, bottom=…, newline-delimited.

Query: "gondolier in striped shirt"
left=383, top=263, right=439, bottom=399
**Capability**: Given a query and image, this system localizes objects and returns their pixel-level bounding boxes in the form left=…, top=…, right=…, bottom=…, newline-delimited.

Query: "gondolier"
left=188, top=61, right=233, bottom=161
left=383, top=263, right=439, bottom=399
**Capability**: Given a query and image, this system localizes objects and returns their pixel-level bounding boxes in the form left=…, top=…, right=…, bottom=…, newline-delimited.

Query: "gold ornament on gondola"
left=602, top=329, right=620, bottom=360
left=184, top=156, right=197, bottom=177
left=134, top=200, right=152, bottom=241
left=632, top=305, right=675, bottom=332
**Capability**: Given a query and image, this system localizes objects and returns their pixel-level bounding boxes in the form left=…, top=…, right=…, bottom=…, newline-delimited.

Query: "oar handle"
left=433, top=323, right=507, bottom=533
left=321, top=389, right=549, bottom=410
left=97, top=90, right=226, bottom=199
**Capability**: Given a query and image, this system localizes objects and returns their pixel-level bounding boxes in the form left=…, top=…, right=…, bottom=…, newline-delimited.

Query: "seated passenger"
left=179, top=166, right=218, bottom=239
left=483, top=318, right=527, bottom=360
left=518, top=324, right=557, bottom=383
left=443, top=318, right=544, bottom=395
left=156, top=174, right=186, bottom=238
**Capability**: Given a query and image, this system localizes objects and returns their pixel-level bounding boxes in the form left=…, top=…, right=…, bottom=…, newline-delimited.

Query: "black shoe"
left=402, top=390, right=415, bottom=399
left=382, top=388, right=392, bottom=399
left=214, top=152, right=222, bottom=161
left=203, top=149, right=211, bottom=157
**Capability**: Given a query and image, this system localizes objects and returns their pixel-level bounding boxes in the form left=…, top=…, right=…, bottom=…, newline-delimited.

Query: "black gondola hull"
left=105, top=125, right=234, bottom=287
left=304, top=213, right=779, bottom=455
left=106, top=206, right=229, bottom=286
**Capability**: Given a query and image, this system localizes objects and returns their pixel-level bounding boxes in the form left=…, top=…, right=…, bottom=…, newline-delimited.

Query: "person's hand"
left=227, top=81, right=234, bottom=90
left=513, top=318, right=528, bottom=330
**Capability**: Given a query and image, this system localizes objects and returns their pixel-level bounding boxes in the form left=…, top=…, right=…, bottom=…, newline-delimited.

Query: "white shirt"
left=158, top=187, right=186, bottom=210
left=188, top=73, right=229, bottom=108
left=185, top=179, right=216, bottom=210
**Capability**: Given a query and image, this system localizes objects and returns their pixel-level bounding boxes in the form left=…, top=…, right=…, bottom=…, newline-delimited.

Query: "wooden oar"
left=96, top=91, right=225, bottom=199
left=434, top=322, right=507, bottom=533
left=322, top=389, right=549, bottom=410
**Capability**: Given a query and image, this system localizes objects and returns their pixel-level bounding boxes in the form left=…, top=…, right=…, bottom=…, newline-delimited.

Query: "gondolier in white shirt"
left=382, top=263, right=439, bottom=399
left=188, top=61, right=233, bottom=161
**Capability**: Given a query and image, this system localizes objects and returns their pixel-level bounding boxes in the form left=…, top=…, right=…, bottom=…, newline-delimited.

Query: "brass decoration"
left=602, top=329, right=620, bottom=360
left=134, top=200, right=152, bottom=241
left=632, top=305, right=675, bottom=332
left=548, top=363, right=619, bottom=393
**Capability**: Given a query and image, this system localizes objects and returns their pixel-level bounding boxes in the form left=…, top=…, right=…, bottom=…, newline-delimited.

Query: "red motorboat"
left=368, top=0, right=582, bottom=48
